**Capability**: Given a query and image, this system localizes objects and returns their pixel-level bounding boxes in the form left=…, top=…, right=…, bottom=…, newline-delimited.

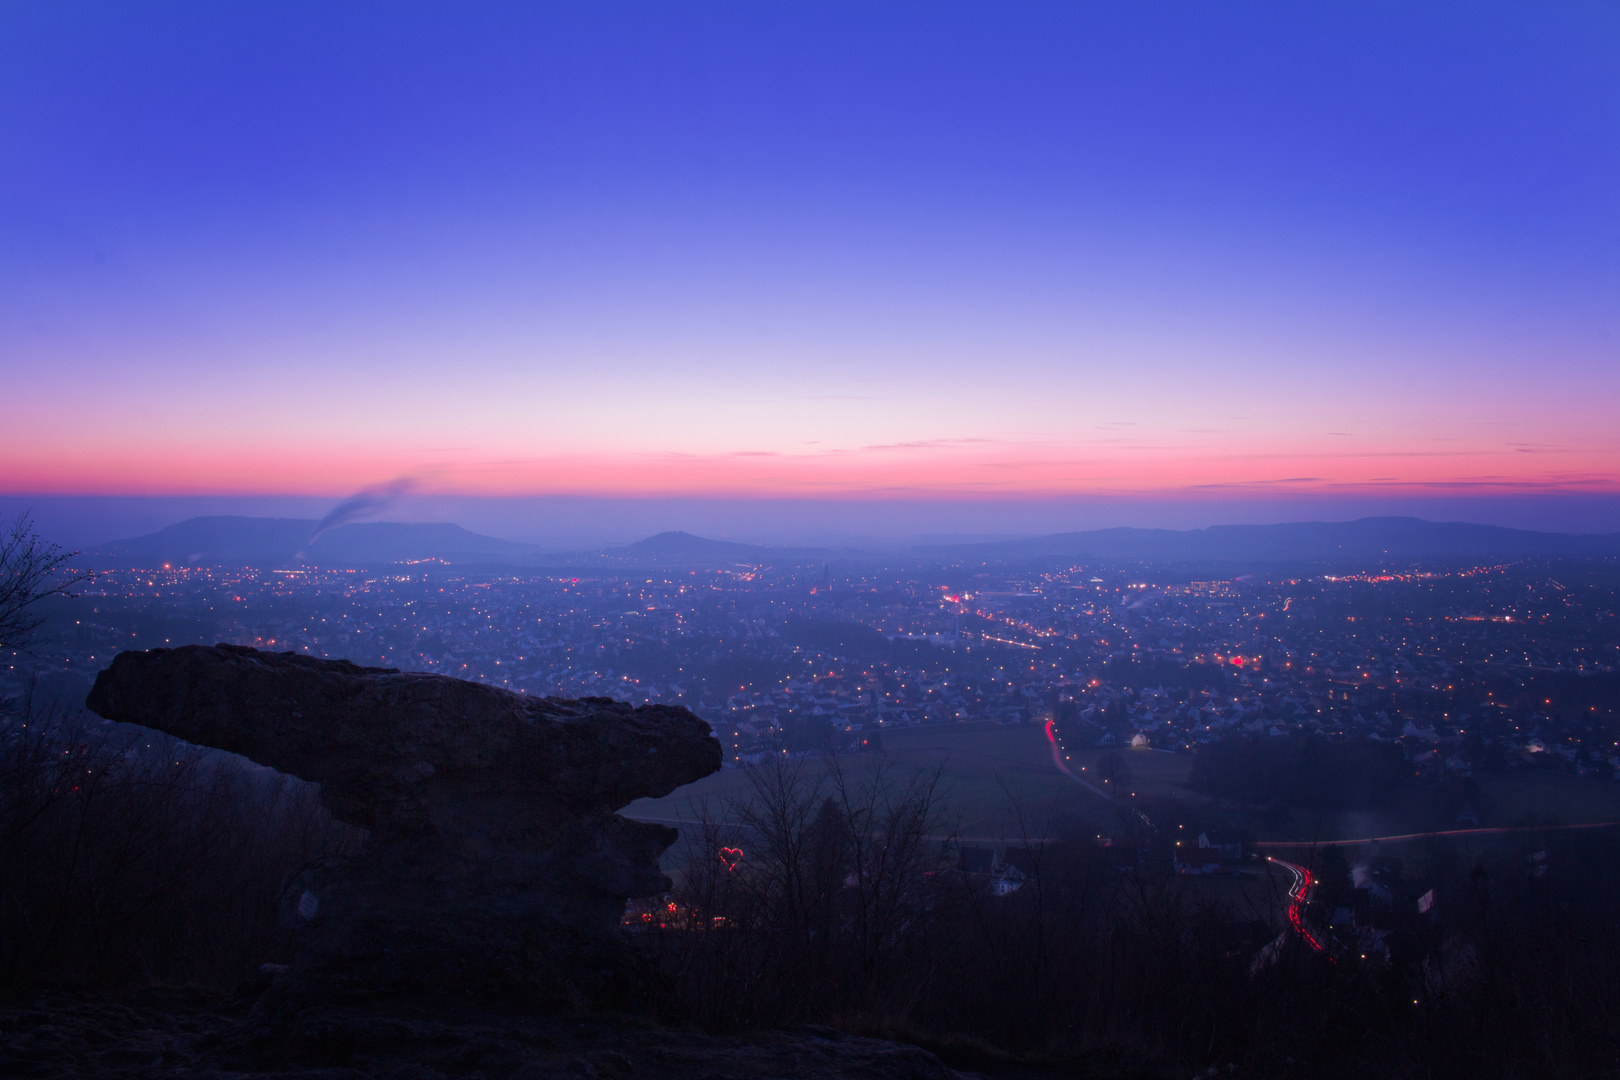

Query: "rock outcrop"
left=1, top=993, right=984, bottom=1080
left=85, top=644, right=722, bottom=1008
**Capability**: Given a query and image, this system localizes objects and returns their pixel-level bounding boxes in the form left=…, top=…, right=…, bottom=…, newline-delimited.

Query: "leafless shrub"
left=0, top=513, right=91, bottom=654
left=645, top=753, right=953, bottom=1030
left=0, top=707, right=361, bottom=990
left=643, top=761, right=1620, bottom=1079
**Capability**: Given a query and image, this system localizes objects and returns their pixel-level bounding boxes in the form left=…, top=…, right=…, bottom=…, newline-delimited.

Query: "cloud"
left=859, top=438, right=995, bottom=452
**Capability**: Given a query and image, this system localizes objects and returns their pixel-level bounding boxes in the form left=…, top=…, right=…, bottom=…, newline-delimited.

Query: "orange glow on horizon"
left=4, top=436, right=1617, bottom=500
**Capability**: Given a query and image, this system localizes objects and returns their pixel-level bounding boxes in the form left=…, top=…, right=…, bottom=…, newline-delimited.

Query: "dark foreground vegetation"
left=0, top=709, right=360, bottom=990
left=3, top=700, right=1616, bottom=1079
left=639, top=757, right=1620, bottom=1079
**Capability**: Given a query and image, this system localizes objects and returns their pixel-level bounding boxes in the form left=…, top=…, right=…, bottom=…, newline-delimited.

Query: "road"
left=1044, top=719, right=1114, bottom=800
left=1268, top=856, right=1326, bottom=954
left=1250, top=819, right=1620, bottom=848
left=1044, top=720, right=1156, bottom=831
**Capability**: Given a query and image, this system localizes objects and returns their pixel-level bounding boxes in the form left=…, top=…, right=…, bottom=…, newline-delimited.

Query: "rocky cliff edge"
left=85, top=644, right=722, bottom=1010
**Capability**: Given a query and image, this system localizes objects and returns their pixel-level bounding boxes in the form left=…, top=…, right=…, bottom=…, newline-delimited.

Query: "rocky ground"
left=0, top=989, right=1001, bottom=1080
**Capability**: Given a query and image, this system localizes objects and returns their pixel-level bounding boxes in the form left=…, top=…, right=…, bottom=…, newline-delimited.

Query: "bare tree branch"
left=0, top=513, right=92, bottom=654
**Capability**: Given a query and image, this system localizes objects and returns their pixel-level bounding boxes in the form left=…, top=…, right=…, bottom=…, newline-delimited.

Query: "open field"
left=626, top=721, right=1118, bottom=841
left=1476, top=769, right=1620, bottom=825
left=629, top=723, right=1620, bottom=850
left=1059, top=742, right=1197, bottom=798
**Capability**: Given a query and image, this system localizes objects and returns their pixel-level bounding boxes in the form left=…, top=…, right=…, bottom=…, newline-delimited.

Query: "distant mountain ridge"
left=919, top=516, right=1620, bottom=561
left=603, top=530, right=835, bottom=563
left=626, top=531, right=778, bottom=557
left=89, top=516, right=540, bottom=567
left=84, top=514, right=1620, bottom=569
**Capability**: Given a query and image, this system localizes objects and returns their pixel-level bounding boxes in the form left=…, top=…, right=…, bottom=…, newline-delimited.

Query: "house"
left=1196, top=832, right=1243, bottom=860
left=1174, top=847, right=1221, bottom=875
left=1352, top=856, right=1402, bottom=907
left=992, top=863, right=1026, bottom=896
left=960, top=846, right=1035, bottom=895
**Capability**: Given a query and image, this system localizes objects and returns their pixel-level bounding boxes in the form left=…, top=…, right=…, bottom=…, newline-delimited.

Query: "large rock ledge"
left=85, top=644, right=723, bottom=1008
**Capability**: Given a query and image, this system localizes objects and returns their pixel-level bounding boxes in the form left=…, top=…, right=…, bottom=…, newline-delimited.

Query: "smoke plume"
left=309, top=478, right=416, bottom=545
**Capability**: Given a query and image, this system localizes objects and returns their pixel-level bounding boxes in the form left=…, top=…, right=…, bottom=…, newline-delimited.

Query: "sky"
left=3, top=3, right=1619, bottom=543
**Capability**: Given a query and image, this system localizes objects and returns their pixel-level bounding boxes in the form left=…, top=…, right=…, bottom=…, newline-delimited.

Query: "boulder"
left=86, top=644, right=722, bottom=1008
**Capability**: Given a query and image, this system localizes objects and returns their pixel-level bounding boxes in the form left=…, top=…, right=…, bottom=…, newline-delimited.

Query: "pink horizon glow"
left=5, top=7, right=1618, bottom=513
left=6, top=437, right=1616, bottom=499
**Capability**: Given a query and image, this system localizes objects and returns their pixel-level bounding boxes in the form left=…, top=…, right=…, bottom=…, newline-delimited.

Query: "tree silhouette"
left=0, top=513, right=91, bottom=654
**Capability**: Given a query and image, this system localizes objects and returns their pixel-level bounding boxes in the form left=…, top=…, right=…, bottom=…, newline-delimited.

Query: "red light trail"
left=1269, top=857, right=1327, bottom=954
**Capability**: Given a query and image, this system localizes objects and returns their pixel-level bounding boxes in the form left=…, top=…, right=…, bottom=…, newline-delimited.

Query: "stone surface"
left=0, top=993, right=1001, bottom=1080
left=84, top=645, right=722, bottom=1008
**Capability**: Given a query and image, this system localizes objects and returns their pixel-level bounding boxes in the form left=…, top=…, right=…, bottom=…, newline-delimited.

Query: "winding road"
left=1044, top=719, right=1115, bottom=800
left=1269, top=857, right=1326, bottom=953
left=1044, top=720, right=1155, bottom=831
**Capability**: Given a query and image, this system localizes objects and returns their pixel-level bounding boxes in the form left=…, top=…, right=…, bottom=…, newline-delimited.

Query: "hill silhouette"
left=920, top=516, right=1620, bottom=561
left=88, top=516, right=540, bottom=567
left=82, top=514, right=1620, bottom=570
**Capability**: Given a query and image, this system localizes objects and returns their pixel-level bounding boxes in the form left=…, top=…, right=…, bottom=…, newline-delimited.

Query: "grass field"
left=627, top=722, right=1620, bottom=850
left=1059, top=742, right=1197, bottom=798
left=1476, top=769, right=1620, bottom=825
left=626, top=722, right=1186, bottom=841
left=626, top=722, right=1078, bottom=840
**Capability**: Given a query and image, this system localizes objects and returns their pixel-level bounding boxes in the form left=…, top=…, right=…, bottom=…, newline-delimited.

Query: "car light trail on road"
left=1269, top=856, right=1328, bottom=955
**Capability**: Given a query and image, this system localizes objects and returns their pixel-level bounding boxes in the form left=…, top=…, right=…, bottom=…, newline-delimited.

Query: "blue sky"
left=3, top=2, right=1618, bottom=540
